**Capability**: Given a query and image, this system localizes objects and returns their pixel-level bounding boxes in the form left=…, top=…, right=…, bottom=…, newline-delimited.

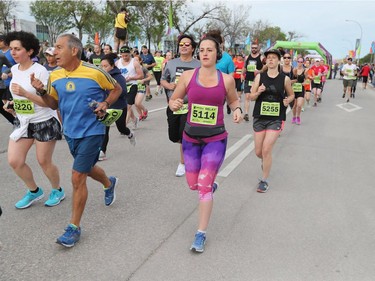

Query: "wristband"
left=103, top=100, right=110, bottom=107
left=36, top=89, right=47, bottom=96
left=234, top=107, right=243, bottom=114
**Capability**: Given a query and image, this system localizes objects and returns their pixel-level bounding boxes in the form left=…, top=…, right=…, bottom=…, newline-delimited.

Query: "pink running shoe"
left=292, top=117, right=296, bottom=124
left=296, top=117, right=301, bottom=125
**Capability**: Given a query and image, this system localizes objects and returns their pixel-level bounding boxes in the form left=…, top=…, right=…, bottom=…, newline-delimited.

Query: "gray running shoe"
left=257, top=180, right=269, bottom=193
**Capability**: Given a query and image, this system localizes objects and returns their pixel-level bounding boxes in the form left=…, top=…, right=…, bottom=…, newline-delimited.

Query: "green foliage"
left=30, top=0, right=72, bottom=43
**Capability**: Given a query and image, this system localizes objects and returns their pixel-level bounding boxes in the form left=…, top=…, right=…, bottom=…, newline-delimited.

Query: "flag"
left=371, top=41, right=375, bottom=53
left=134, top=37, right=139, bottom=49
left=166, top=1, right=173, bottom=36
left=293, top=49, right=298, bottom=60
left=245, top=32, right=251, bottom=46
left=266, top=39, right=271, bottom=49
left=349, top=50, right=355, bottom=58
left=355, top=38, right=360, bottom=58
left=94, top=32, right=99, bottom=45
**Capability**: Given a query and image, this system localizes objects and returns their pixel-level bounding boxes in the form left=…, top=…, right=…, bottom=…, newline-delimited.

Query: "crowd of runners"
left=0, top=24, right=373, bottom=253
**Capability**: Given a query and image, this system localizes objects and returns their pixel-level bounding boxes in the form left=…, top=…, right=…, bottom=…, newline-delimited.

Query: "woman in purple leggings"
left=169, top=36, right=242, bottom=253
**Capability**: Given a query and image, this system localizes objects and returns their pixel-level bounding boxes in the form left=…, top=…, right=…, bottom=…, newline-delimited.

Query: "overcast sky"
left=15, top=0, right=374, bottom=60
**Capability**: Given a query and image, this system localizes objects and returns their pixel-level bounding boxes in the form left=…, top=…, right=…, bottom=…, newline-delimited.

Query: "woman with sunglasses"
left=291, top=58, right=308, bottom=125
left=168, top=36, right=242, bottom=253
left=248, top=49, right=294, bottom=193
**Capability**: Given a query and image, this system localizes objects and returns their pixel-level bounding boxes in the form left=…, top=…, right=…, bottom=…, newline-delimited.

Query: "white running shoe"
left=98, top=150, right=106, bottom=161
left=128, top=132, right=136, bottom=146
left=175, top=163, right=185, bottom=177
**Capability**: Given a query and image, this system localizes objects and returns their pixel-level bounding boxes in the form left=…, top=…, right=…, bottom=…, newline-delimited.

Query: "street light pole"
left=345, top=19, right=363, bottom=63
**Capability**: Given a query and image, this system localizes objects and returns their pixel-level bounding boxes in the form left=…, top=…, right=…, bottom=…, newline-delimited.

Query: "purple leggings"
left=182, top=138, right=227, bottom=201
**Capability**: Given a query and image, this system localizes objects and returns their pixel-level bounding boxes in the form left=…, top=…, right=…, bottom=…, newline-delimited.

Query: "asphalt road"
left=0, top=79, right=374, bottom=281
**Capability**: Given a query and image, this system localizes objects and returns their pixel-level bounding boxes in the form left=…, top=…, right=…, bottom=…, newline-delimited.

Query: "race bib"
left=190, top=103, right=218, bottom=125
left=99, top=109, right=123, bottom=126
left=293, top=83, right=303, bottom=92
left=173, top=104, right=188, bottom=115
left=260, top=101, right=280, bottom=116
left=313, top=76, right=321, bottom=84
left=248, top=80, right=254, bottom=86
left=247, top=64, right=256, bottom=72
left=13, top=99, right=35, bottom=114
left=137, top=82, right=146, bottom=92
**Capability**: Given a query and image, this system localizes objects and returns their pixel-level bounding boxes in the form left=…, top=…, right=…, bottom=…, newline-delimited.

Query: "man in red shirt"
left=360, top=63, right=371, bottom=89
left=310, top=58, right=326, bottom=106
left=233, top=54, right=244, bottom=100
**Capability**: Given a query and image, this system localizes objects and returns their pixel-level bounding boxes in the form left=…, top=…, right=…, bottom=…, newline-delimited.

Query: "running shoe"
left=104, top=176, right=118, bottom=206
left=45, top=188, right=65, bottom=207
left=145, top=96, right=150, bottom=101
left=244, top=114, right=249, bottom=122
left=142, top=109, right=148, bottom=120
left=175, top=163, right=185, bottom=177
left=15, top=188, right=44, bottom=209
left=257, top=180, right=269, bottom=193
left=212, top=182, right=218, bottom=193
left=296, top=117, right=301, bottom=125
left=352, top=93, right=355, bottom=98
left=342, top=93, right=345, bottom=98
left=56, top=224, right=81, bottom=248
left=190, top=231, right=206, bottom=253
left=226, top=105, right=231, bottom=115
left=292, top=117, right=296, bottom=124
left=138, top=115, right=144, bottom=121
left=128, top=132, right=136, bottom=146
left=347, top=98, right=350, bottom=103
left=98, top=150, right=106, bottom=161
left=313, top=102, right=317, bottom=107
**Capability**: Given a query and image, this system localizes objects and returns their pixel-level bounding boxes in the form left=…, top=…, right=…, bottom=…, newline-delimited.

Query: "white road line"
left=336, top=102, right=363, bottom=112
left=218, top=140, right=254, bottom=178
left=149, top=106, right=167, bottom=113
left=225, top=134, right=252, bottom=160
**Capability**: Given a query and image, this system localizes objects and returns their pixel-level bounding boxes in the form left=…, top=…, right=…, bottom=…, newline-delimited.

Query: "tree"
left=30, top=0, right=72, bottom=44
left=0, top=0, right=16, bottom=33
left=63, top=0, right=97, bottom=41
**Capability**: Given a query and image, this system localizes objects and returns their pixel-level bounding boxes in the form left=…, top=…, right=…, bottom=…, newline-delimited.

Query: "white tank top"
left=116, top=58, right=137, bottom=85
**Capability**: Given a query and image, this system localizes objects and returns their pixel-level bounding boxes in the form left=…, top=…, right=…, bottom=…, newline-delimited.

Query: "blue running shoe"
left=257, top=180, right=269, bottom=193
left=212, top=182, right=218, bottom=193
left=104, top=176, right=118, bottom=206
left=56, top=224, right=81, bottom=247
left=15, top=188, right=44, bottom=209
left=190, top=231, right=206, bottom=253
left=45, top=188, right=65, bottom=207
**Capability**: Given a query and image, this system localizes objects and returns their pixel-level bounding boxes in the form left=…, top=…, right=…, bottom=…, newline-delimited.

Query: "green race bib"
left=313, top=76, right=321, bottom=84
left=173, top=104, right=188, bottom=115
left=260, top=101, right=280, bottom=116
left=247, top=64, right=256, bottom=72
left=138, top=83, right=146, bottom=92
left=13, top=99, right=35, bottom=114
left=190, top=103, right=218, bottom=125
left=292, top=83, right=303, bottom=92
left=248, top=80, right=254, bottom=86
left=99, top=109, right=123, bottom=126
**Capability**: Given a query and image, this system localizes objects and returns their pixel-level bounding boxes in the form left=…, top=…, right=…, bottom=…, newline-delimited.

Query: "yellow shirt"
left=115, top=13, right=127, bottom=29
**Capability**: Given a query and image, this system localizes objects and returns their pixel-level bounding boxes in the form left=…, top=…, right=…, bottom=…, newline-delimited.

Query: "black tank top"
left=253, top=72, right=287, bottom=121
left=245, top=54, right=263, bottom=81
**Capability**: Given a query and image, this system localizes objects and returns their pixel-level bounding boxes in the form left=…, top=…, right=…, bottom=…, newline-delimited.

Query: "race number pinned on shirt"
left=313, top=76, right=321, bottom=84
left=260, top=101, right=280, bottom=116
left=247, top=61, right=256, bottom=72
left=292, top=83, right=303, bottom=92
left=13, top=99, right=35, bottom=114
left=190, top=103, right=218, bottom=125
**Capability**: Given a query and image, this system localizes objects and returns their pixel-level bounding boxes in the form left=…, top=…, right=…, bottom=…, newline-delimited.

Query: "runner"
left=291, top=57, right=308, bottom=125
left=153, top=50, right=164, bottom=96
left=247, top=48, right=294, bottom=193
left=32, top=33, right=122, bottom=247
left=160, top=34, right=200, bottom=177
left=133, top=54, right=152, bottom=121
left=168, top=36, right=242, bottom=253
left=115, top=45, right=143, bottom=129
left=310, top=58, right=325, bottom=107
left=341, top=57, right=357, bottom=103
left=88, top=44, right=104, bottom=67
left=242, top=42, right=263, bottom=121
left=98, top=54, right=136, bottom=161
left=303, top=59, right=313, bottom=106
left=140, top=45, right=156, bottom=101
left=4, top=31, right=64, bottom=209
left=43, top=47, right=58, bottom=73
left=234, top=54, right=245, bottom=100
left=360, top=63, right=371, bottom=90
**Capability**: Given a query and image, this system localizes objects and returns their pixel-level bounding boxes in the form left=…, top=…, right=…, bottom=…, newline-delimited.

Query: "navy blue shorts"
left=65, top=135, right=104, bottom=173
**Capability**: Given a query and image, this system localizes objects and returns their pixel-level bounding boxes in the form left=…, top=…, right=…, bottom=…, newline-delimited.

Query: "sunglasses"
left=179, top=42, right=191, bottom=47
left=298, top=60, right=304, bottom=63
left=283, top=56, right=291, bottom=59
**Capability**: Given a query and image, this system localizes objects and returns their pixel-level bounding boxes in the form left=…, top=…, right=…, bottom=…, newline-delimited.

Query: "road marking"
left=149, top=106, right=167, bottom=113
left=224, top=134, right=252, bottom=159
left=336, top=102, right=363, bottom=112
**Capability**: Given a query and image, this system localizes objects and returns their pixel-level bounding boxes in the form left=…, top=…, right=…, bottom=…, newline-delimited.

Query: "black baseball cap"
left=264, top=49, right=281, bottom=59
left=119, top=45, right=131, bottom=53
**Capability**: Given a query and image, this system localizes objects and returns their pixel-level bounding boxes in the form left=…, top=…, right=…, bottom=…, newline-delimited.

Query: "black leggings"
left=101, top=106, right=130, bottom=153
left=154, top=71, right=162, bottom=86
